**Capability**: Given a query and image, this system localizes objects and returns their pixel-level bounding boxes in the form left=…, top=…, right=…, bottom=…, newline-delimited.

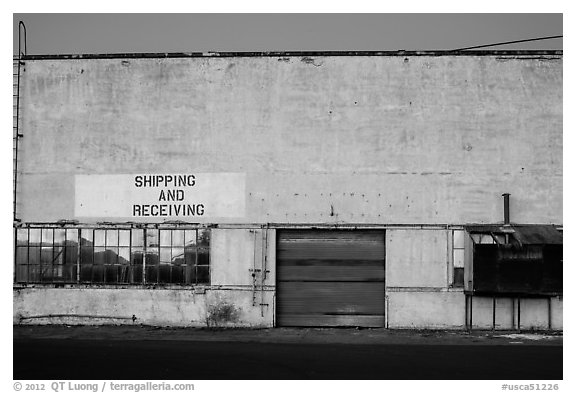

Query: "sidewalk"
left=13, top=325, right=563, bottom=346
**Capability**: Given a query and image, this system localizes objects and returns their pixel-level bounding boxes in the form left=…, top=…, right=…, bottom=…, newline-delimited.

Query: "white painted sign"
left=75, top=173, right=246, bottom=218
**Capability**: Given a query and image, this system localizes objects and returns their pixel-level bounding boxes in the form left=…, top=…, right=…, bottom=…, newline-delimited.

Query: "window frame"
left=14, top=225, right=211, bottom=286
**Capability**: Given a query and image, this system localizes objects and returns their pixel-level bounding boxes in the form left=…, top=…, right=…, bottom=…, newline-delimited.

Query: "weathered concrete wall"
left=18, top=55, right=562, bottom=224
left=211, top=228, right=275, bottom=287
left=13, top=287, right=274, bottom=327
left=386, top=229, right=449, bottom=287
left=387, top=291, right=465, bottom=329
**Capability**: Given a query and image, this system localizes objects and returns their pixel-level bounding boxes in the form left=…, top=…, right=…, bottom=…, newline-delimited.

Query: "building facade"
left=13, top=51, right=563, bottom=329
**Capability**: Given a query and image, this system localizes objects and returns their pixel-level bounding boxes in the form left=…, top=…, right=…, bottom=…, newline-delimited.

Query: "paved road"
left=14, top=338, right=562, bottom=380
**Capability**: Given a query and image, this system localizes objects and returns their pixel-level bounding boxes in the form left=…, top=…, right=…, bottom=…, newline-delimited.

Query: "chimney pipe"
left=502, top=193, right=510, bottom=225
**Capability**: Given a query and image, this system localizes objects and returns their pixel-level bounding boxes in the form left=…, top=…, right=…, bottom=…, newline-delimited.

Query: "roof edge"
left=18, top=50, right=563, bottom=61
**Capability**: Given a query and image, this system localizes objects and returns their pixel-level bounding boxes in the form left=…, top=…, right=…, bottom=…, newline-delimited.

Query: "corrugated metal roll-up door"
left=277, top=230, right=385, bottom=327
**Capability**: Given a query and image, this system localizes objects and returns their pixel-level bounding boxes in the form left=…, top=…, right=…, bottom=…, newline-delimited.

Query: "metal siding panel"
left=277, top=314, right=385, bottom=327
left=277, top=230, right=385, bottom=327
left=278, top=264, right=385, bottom=281
left=277, top=282, right=385, bottom=314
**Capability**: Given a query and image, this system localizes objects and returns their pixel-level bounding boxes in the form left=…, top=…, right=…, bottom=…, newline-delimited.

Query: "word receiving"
left=132, top=203, right=204, bottom=217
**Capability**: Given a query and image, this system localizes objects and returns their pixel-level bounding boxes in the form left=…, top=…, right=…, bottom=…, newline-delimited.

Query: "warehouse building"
left=13, top=49, right=562, bottom=329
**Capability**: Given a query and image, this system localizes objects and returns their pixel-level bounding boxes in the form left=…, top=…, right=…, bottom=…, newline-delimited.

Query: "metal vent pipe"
left=502, top=193, right=510, bottom=224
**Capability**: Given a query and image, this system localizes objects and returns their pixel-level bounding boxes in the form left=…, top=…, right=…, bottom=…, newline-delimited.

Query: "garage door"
left=277, top=230, right=385, bottom=327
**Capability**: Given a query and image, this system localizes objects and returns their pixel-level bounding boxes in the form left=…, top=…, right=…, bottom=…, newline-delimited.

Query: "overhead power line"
left=453, top=35, right=563, bottom=51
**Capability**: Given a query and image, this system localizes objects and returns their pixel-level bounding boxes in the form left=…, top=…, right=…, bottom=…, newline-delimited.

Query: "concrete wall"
left=18, top=55, right=562, bottom=224
left=13, top=287, right=273, bottom=327
left=387, top=291, right=466, bottom=329
left=14, top=54, right=562, bottom=329
left=386, top=229, right=449, bottom=288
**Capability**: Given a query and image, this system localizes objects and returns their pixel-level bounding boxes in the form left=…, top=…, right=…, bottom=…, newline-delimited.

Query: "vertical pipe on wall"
left=502, top=193, right=511, bottom=224
left=252, top=230, right=257, bottom=307
left=512, top=297, right=515, bottom=330
left=385, top=295, right=389, bottom=329
left=469, top=295, right=473, bottom=330
left=465, top=294, right=469, bottom=330
left=76, top=229, right=81, bottom=282
left=260, top=228, right=267, bottom=317
left=492, top=296, right=496, bottom=330
left=447, top=229, right=452, bottom=287
left=548, top=297, right=552, bottom=330
left=517, top=297, right=521, bottom=332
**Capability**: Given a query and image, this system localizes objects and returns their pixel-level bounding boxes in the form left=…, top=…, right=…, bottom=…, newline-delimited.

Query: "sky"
left=13, top=13, right=563, bottom=55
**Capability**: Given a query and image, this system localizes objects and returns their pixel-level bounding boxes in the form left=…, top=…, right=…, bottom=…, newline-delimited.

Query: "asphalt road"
left=14, top=338, right=562, bottom=380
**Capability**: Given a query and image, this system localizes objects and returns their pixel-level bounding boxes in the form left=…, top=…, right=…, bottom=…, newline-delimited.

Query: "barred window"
left=452, top=229, right=465, bottom=288
left=15, top=227, right=210, bottom=285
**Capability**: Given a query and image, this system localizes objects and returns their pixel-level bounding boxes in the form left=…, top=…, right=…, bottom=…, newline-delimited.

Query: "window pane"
left=107, top=230, right=119, bottom=246
left=105, top=248, right=119, bottom=265
left=66, top=229, right=78, bottom=245
left=81, top=229, right=94, bottom=244
left=197, top=249, right=210, bottom=266
left=29, top=229, right=41, bottom=244
left=146, top=265, right=158, bottom=283
left=16, top=228, right=28, bottom=246
left=28, top=265, right=41, bottom=282
left=119, top=230, right=130, bottom=247
left=453, top=249, right=465, bottom=268
left=132, top=229, right=144, bottom=247
left=131, top=265, right=143, bottom=284
left=147, top=229, right=159, bottom=248
left=41, top=247, right=53, bottom=266
left=160, top=230, right=171, bottom=247
left=62, top=264, right=77, bottom=282
left=94, top=230, right=106, bottom=246
left=145, top=246, right=159, bottom=284
left=117, top=264, right=130, bottom=283
left=54, top=229, right=66, bottom=245
left=198, top=229, right=210, bottom=247
left=80, top=246, right=93, bottom=265
left=453, top=267, right=464, bottom=287
left=118, top=247, right=130, bottom=264
left=172, top=230, right=185, bottom=246
left=196, top=265, right=210, bottom=284
left=65, top=245, right=78, bottom=266
left=131, top=248, right=144, bottom=265
left=160, top=248, right=172, bottom=264
left=159, top=264, right=171, bottom=283
left=184, top=249, right=196, bottom=267
left=53, top=247, right=65, bottom=265
left=41, top=228, right=53, bottom=246
left=92, top=265, right=104, bottom=282
left=171, top=265, right=185, bottom=284
left=172, top=247, right=185, bottom=266
left=453, top=230, right=464, bottom=249
left=29, top=247, right=41, bottom=264
left=80, top=264, right=93, bottom=282
left=16, top=247, right=28, bottom=265
left=94, top=247, right=106, bottom=264
left=105, top=265, right=120, bottom=283
left=185, top=230, right=197, bottom=247
left=15, top=265, right=28, bottom=282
